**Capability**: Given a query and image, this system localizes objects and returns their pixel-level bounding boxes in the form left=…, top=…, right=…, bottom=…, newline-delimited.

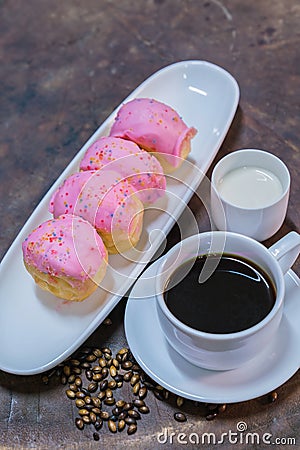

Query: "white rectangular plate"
left=0, top=60, right=239, bottom=374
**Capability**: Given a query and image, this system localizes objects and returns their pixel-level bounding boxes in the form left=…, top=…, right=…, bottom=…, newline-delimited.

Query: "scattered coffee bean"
left=218, top=404, right=227, bottom=413
left=108, top=419, right=117, bottom=433
left=268, top=391, right=278, bottom=403
left=75, top=418, right=84, bottom=430
left=93, top=432, right=100, bottom=441
left=75, top=399, right=85, bottom=408
left=118, top=419, right=126, bottom=432
left=138, top=386, right=147, bottom=400
left=206, top=412, right=218, bottom=421
left=66, top=389, right=76, bottom=400
left=103, top=318, right=112, bottom=326
left=92, top=348, right=103, bottom=358
left=87, top=382, right=98, bottom=393
left=127, top=424, right=137, bottom=435
left=139, top=406, right=150, bottom=414
left=174, top=412, right=187, bottom=422
left=133, top=399, right=145, bottom=408
left=94, top=420, right=103, bottom=431
left=128, top=409, right=141, bottom=420
left=176, top=396, right=184, bottom=407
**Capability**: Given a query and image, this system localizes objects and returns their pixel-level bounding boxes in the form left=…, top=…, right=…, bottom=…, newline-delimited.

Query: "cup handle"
left=268, top=231, right=300, bottom=274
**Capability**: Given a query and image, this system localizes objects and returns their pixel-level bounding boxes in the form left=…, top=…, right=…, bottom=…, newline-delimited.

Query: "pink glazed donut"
left=22, top=214, right=108, bottom=301
left=49, top=170, right=144, bottom=254
left=109, top=98, right=197, bottom=173
left=79, top=136, right=166, bottom=205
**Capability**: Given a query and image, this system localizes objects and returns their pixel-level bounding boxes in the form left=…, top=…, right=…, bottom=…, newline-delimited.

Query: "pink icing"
left=49, top=170, right=142, bottom=237
left=109, top=98, right=197, bottom=168
left=79, top=136, right=166, bottom=204
left=22, top=214, right=107, bottom=283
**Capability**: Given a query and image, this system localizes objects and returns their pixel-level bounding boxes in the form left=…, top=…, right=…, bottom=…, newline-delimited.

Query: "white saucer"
left=124, top=258, right=300, bottom=404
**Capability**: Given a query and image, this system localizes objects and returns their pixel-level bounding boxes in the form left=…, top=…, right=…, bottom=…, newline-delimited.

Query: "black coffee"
left=164, top=254, right=276, bottom=334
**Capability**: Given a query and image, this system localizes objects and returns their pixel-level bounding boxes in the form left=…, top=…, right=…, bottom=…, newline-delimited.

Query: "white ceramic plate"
left=0, top=60, right=239, bottom=375
left=125, top=258, right=300, bottom=404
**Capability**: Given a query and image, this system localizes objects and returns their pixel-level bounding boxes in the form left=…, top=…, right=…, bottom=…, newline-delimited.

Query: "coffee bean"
left=74, top=377, right=82, bottom=388
left=75, top=418, right=84, bottom=430
left=118, top=411, right=128, bottom=420
left=127, top=424, right=137, bottom=435
left=68, top=374, right=76, bottom=384
left=138, top=386, right=147, bottom=400
left=133, top=399, right=145, bottom=408
left=90, top=412, right=97, bottom=423
left=118, top=419, right=126, bottom=432
left=93, top=432, right=100, bottom=441
left=103, top=318, right=112, bottom=326
left=125, top=417, right=137, bottom=425
left=101, top=368, right=109, bottom=379
left=66, top=390, right=76, bottom=400
left=106, top=388, right=113, bottom=398
left=98, top=391, right=106, bottom=401
left=112, top=407, right=122, bottom=416
left=218, top=404, right=227, bottom=413
left=92, top=348, right=103, bottom=358
left=99, top=358, right=107, bottom=368
left=91, top=397, right=101, bottom=408
left=86, top=370, right=93, bottom=381
left=91, top=407, right=101, bottom=415
left=112, top=358, right=119, bottom=369
left=108, top=419, right=117, bottom=433
left=153, top=389, right=164, bottom=401
left=88, top=382, right=98, bottom=393
left=70, top=359, right=81, bottom=367
left=86, top=354, right=97, bottom=363
left=75, top=399, right=85, bottom=408
left=174, top=412, right=187, bottom=422
left=116, top=400, right=126, bottom=408
left=110, top=366, right=117, bottom=378
left=100, top=411, right=110, bottom=421
left=104, top=398, right=115, bottom=406
left=123, top=402, right=133, bottom=411
left=122, top=361, right=133, bottom=370
left=128, top=410, right=141, bottom=420
left=69, top=383, right=78, bottom=392
left=84, top=395, right=92, bottom=405
left=139, top=406, right=150, bottom=414
left=118, top=347, right=129, bottom=355
left=130, top=374, right=140, bottom=386
left=108, top=380, right=117, bottom=390
left=123, top=371, right=133, bottom=382
left=63, top=365, right=71, bottom=377
left=100, top=380, right=108, bottom=392
left=176, top=396, right=184, bottom=407
left=78, top=408, right=89, bottom=416
left=41, top=375, right=49, bottom=385
left=206, top=412, right=218, bottom=421
left=101, top=347, right=112, bottom=355
left=92, top=373, right=102, bottom=382
left=94, top=419, right=103, bottom=431
left=82, top=415, right=91, bottom=424
left=114, top=374, right=123, bottom=383
left=75, top=391, right=85, bottom=400
left=132, top=382, right=141, bottom=395
left=268, top=391, right=278, bottom=403
left=92, top=365, right=102, bottom=374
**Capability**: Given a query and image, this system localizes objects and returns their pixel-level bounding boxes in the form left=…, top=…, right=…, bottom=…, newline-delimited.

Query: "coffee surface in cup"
left=164, top=254, right=276, bottom=334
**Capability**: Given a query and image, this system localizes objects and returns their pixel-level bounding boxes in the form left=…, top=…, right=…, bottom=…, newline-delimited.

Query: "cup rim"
left=155, top=231, right=285, bottom=341
left=211, top=149, right=291, bottom=211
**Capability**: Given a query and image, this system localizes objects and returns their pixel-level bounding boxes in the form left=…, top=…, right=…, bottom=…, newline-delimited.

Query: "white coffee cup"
left=210, top=149, right=290, bottom=241
left=155, top=231, right=300, bottom=370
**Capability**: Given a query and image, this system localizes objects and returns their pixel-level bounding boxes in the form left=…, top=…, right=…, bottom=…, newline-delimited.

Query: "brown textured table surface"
left=0, top=1, right=299, bottom=449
